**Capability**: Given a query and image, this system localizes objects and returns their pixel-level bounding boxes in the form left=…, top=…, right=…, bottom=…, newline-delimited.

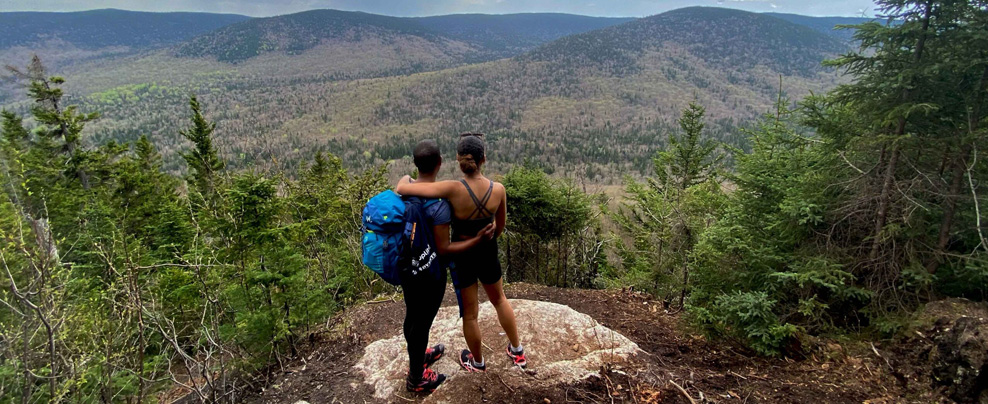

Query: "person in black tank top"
left=450, top=179, right=503, bottom=288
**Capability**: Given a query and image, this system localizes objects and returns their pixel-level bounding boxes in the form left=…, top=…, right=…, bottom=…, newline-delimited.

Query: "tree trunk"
left=871, top=142, right=900, bottom=261
left=870, top=1, right=933, bottom=261
left=927, top=146, right=970, bottom=273
left=928, top=65, right=988, bottom=273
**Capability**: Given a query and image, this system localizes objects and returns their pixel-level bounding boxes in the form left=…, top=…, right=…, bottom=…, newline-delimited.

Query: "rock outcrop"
left=353, top=299, right=641, bottom=402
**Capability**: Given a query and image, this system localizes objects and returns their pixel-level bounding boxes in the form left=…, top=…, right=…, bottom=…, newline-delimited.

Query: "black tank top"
left=451, top=179, right=495, bottom=240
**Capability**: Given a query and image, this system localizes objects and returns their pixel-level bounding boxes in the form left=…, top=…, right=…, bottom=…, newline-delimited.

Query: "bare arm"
left=433, top=223, right=495, bottom=256
left=495, top=183, right=507, bottom=239
left=395, top=176, right=460, bottom=199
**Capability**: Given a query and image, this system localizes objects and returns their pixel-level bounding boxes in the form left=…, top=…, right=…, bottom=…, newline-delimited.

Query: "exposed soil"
left=237, top=283, right=950, bottom=404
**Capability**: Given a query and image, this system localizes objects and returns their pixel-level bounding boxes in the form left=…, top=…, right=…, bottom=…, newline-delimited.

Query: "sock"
left=471, top=357, right=485, bottom=368
left=510, top=343, right=523, bottom=354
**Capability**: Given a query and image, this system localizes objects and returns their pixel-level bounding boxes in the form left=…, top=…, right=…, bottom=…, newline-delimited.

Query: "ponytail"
left=458, top=154, right=479, bottom=174
left=456, top=134, right=486, bottom=175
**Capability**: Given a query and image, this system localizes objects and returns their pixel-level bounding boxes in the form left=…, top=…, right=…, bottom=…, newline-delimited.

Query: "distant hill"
left=175, top=9, right=451, bottom=63
left=175, top=10, right=634, bottom=63
left=416, top=13, right=635, bottom=56
left=522, top=7, right=848, bottom=77
left=765, top=13, right=875, bottom=42
left=325, top=7, right=847, bottom=176
left=0, top=9, right=249, bottom=50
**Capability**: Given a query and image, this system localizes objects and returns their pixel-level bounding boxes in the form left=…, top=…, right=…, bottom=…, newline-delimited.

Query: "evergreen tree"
left=618, top=101, right=725, bottom=307
left=180, top=95, right=224, bottom=196
left=6, top=55, right=99, bottom=190
left=654, top=101, right=722, bottom=191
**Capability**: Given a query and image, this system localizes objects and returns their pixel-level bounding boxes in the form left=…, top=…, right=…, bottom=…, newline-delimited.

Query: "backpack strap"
left=460, top=179, right=495, bottom=219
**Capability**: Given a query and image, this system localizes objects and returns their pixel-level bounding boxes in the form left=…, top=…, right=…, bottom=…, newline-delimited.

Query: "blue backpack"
left=361, top=191, right=441, bottom=285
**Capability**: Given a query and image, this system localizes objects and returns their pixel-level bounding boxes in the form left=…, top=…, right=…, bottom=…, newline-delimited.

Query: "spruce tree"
left=654, top=101, right=722, bottom=191
left=6, top=55, right=99, bottom=190
left=180, top=95, right=224, bottom=196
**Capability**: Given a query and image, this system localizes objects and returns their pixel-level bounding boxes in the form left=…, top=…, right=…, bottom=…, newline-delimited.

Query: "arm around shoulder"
left=395, top=179, right=459, bottom=198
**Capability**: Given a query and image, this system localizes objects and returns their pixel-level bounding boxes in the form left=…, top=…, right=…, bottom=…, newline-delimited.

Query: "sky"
left=0, top=0, right=879, bottom=18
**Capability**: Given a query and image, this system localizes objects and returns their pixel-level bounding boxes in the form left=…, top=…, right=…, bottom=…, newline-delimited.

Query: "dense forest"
left=0, top=0, right=986, bottom=402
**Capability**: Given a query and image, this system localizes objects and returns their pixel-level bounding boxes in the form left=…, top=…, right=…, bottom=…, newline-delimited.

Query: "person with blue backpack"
left=362, top=139, right=493, bottom=394
left=396, top=133, right=528, bottom=375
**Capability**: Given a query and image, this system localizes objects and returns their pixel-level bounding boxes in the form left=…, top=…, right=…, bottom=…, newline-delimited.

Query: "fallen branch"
left=728, top=370, right=748, bottom=380
left=497, top=373, right=515, bottom=393
left=669, top=380, right=697, bottom=404
left=393, top=392, right=415, bottom=402
left=870, top=343, right=893, bottom=371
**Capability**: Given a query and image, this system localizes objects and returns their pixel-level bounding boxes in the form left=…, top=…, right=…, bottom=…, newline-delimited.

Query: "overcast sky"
left=0, top=0, right=879, bottom=18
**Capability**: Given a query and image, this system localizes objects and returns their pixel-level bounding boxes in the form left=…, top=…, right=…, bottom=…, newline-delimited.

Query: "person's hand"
left=395, top=175, right=412, bottom=193
left=481, top=223, right=496, bottom=241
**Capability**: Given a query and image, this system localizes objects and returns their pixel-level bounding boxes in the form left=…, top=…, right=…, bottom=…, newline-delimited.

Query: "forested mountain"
left=416, top=13, right=636, bottom=56
left=0, top=9, right=249, bottom=50
left=175, top=9, right=464, bottom=63
left=323, top=7, right=847, bottom=176
left=174, top=9, right=634, bottom=64
left=8, top=6, right=847, bottom=180
left=765, top=13, right=874, bottom=42
left=0, top=9, right=249, bottom=81
left=523, top=7, right=848, bottom=76
left=3, top=7, right=846, bottom=180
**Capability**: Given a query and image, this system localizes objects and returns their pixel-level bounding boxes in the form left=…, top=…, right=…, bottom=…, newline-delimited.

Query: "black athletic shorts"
left=450, top=238, right=501, bottom=289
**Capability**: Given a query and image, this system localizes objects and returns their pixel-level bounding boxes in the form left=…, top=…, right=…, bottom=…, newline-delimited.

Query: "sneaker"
left=424, top=344, right=445, bottom=369
left=506, top=346, right=527, bottom=368
left=459, top=349, right=487, bottom=372
left=406, top=368, right=446, bottom=393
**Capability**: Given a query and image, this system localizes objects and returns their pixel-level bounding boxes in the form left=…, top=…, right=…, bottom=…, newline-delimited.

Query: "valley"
left=3, top=7, right=855, bottom=181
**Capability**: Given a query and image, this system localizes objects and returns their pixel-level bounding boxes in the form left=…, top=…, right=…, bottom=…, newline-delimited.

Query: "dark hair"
left=413, top=139, right=441, bottom=174
left=456, top=134, right=485, bottom=175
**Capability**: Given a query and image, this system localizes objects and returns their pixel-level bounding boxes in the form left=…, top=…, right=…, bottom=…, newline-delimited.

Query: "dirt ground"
left=239, top=283, right=948, bottom=404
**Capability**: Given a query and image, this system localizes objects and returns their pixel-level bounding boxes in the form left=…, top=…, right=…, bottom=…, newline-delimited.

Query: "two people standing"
left=395, top=134, right=527, bottom=393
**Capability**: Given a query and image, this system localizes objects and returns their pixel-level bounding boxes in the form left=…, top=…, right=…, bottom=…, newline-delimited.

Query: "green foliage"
left=615, top=101, right=725, bottom=304
left=692, top=291, right=799, bottom=356
left=0, top=58, right=387, bottom=402
left=180, top=95, right=224, bottom=195
left=682, top=0, right=988, bottom=353
left=653, top=101, right=723, bottom=190
left=501, top=164, right=605, bottom=287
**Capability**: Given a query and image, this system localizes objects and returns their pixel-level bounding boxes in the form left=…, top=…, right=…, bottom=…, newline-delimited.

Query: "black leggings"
left=401, top=272, right=447, bottom=377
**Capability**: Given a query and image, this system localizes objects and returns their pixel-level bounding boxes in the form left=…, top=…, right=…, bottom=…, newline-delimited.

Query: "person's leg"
left=460, top=282, right=484, bottom=363
left=402, top=278, right=429, bottom=376
left=482, top=279, right=520, bottom=348
left=423, top=274, right=447, bottom=332
left=419, top=274, right=447, bottom=366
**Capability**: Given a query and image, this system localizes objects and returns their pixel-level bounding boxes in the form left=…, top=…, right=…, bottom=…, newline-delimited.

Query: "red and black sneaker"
left=506, top=346, right=527, bottom=369
left=424, top=343, right=445, bottom=369
left=459, top=349, right=487, bottom=372
left=406, top=368, right=446, bottom=393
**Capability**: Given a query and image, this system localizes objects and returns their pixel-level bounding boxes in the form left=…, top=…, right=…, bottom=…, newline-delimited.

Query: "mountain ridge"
left=521, top=7, right=847, bottom=77
left=173, top=9, right=637, bottom=63
left=0, top=9, right=250, bottom=50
